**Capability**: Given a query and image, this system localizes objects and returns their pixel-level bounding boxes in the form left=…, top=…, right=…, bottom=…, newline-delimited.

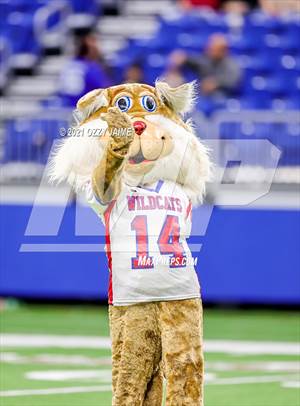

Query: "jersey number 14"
left=131, top=214, right=186, bottom=269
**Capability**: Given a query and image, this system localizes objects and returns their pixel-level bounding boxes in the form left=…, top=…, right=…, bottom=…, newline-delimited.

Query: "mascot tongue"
left=129, top=149, right=149, bottom=164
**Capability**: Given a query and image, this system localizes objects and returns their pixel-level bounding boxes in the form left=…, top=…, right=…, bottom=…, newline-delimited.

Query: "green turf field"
left=0, top=304, right=299, bottom=406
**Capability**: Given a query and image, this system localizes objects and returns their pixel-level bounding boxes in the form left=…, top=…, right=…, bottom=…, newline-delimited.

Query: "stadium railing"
left=1, top=109, right=299, bottom=184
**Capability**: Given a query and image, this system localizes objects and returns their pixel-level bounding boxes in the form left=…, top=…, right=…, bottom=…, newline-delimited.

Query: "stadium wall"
left=1, top=202, right=299, bottom=305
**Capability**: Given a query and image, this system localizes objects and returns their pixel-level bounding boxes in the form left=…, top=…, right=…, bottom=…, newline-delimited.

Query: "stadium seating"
left=219, top=121, right=300, bottom=166
left=70, top=0, right=100, bottom=14
left=0, top=0, right=101, bottom=60
left=1, top=11, right=39, bottom=55
left=3, top=118, right=69, bottom=164
left=112, top=11, right=299, bottom=114
left=2, top=2, right=299, bottom=107
left=1, top=4, right=299, bottom=169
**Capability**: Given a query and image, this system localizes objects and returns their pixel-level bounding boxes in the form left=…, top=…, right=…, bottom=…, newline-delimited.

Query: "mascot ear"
left=155, top=80, right=196, bottom=114
left=76, top=88, right=108, bottom=122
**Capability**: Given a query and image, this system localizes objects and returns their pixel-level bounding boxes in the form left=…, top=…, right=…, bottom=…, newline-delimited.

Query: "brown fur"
left=49, top=82, right=210, bottom=405
left=92, top=107, right=134, bottom=203
left=90, top=87, right=205, bottom=405
left=109, top=299, right=204, bottom=406
left=74, top=83, right=207, bottom=405
left=79, top=83, right=188, bottom=129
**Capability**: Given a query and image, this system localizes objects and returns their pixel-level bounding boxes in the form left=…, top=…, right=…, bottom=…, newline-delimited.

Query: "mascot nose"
left=133, top=121, right=147, bottom=136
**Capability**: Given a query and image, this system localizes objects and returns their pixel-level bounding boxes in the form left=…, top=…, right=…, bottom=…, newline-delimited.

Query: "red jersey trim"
left=103, top=200, right=116, bottom=305
left=185, top=200, right=192, bottom=220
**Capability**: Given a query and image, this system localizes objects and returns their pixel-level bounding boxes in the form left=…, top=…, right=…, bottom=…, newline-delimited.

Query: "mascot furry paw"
left=49, top=81, right=211, bottom=406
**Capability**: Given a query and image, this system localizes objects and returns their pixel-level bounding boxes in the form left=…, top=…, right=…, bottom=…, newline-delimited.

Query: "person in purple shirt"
left=58, top=32, right=112, bottom=107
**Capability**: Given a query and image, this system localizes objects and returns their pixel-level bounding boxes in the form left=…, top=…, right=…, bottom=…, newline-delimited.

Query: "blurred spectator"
left=162, top=56, right=186, bottom=87
left=178, top=0, right=220, bottom=10
left=124, top=63, right=145, bottom=83
left=171, top=34, right=241, bottom=97
left=163, top=65, right=186, bottom=87
left=222, top=0, right=250, bottom=15
left=259, top=0, right=299, bottom=15
left=222, top=1, right=251, bottom=33
left=57, top=32, right=112, bottom=107
left=170, top=33, right=241, bottom=114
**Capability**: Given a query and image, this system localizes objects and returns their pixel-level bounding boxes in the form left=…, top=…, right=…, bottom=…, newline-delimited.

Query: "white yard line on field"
left=0, top=385, right=112, bottom=397
left=1, top=334, right=299, bottom=355
left=205, top=374, right=300, bottom=385
left=24, top=370, right=300, bottom=386
left=0, top=352, right=112, bottom=366
left=205, top=340, right=300, bottom=356
left=1, top=374, right=299, bottom=397
left=0, top=334, right=111, bottom=349
left=282, top=381, right=300, bottom=388
left=2, top=352, right=300, bottom=374
left=26, top=370, right=111, bottom=382
left=206, top=361, right=300, bottom=372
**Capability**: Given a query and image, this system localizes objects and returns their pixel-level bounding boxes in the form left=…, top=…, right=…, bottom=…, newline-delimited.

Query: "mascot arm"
left=92, top=107, right=134, bottom=204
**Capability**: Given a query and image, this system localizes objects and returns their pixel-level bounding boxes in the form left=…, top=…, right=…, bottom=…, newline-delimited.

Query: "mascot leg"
left=143, top=363, right=164, bottom=406
left=109, top=303, right=162, bottom=406
left=159, top=299, right=204, bottom=406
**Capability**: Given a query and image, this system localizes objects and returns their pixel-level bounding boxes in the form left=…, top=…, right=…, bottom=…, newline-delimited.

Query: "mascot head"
left=49, top=81, right=211, bottom=205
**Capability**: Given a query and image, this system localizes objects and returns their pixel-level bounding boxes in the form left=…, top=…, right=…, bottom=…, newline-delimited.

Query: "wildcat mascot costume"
left=49, top=81, right=211, bottom=406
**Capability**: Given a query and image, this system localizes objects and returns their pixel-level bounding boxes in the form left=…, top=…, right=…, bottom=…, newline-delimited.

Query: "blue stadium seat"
left=285, top=72, right=300, bottom=96
left=242, top=23, right=270, bottom=38
left=272, top=98, right=300, bottom=111
left=281, top=34, right=300, bottom=55
left=245, top=12, right=285, bottom=35
left=241, top=71, right=299, bottom=99
left=263, top=75, right=290, bottom=97
left=198, top=13, right=229, bottom=35
left=143, top=54, right=167, bottom=84
left=70, top=0, right=100, bottom=14
left=241, top=75, right=270, bottom=98
left=176, top=33, right=206, bottom=53
left=195, top=97, right=226, bottom=116
left=269, top=123, right=300, bottom=166
left=243, top=54, right=278, bottom=76
left=8, top=0, right=49, bottom=12
left=3, top=119, right=68, bottom=164
left=279, top=55, right=300, bottom=73
left=219, top=121, right=300, bottom=166
left=229, top=35, right=260, bottom=55
left=158, top=13, right=228, bottom=41
left=0, top=1, right=12, bottom=21
left=285, top=20, right=300, bottom=43
left=3, top=12, right=39, bottom=54
left=146, top=37, right=176, bottom=54
left=263, top=33, right=300, bottom=57
left=227, top=96, right=272, bottom=110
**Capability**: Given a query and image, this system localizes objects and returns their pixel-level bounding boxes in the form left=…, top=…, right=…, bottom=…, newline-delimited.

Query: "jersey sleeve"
left=84, top=180, right=109, bottom=218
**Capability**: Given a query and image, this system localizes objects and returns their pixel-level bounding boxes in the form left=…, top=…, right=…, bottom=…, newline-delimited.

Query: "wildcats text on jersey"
left=127, top=194, right=182, bottom=212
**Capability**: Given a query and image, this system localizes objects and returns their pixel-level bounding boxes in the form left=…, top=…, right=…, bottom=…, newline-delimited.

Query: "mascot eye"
left=115, top=96, right=132, bottom=112
left=141, top=95, right=156, bottom=112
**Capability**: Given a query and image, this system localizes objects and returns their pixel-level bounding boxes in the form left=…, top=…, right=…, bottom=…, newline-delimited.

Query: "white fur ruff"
left=48, top=114, right=211, bottom=206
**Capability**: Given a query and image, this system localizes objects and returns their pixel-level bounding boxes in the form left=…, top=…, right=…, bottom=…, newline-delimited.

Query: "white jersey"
left=86, top=179, right=200, bottom=306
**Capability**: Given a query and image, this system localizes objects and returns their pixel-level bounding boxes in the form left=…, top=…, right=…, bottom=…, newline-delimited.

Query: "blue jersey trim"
left=137, top=179, right=164, bottom=194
